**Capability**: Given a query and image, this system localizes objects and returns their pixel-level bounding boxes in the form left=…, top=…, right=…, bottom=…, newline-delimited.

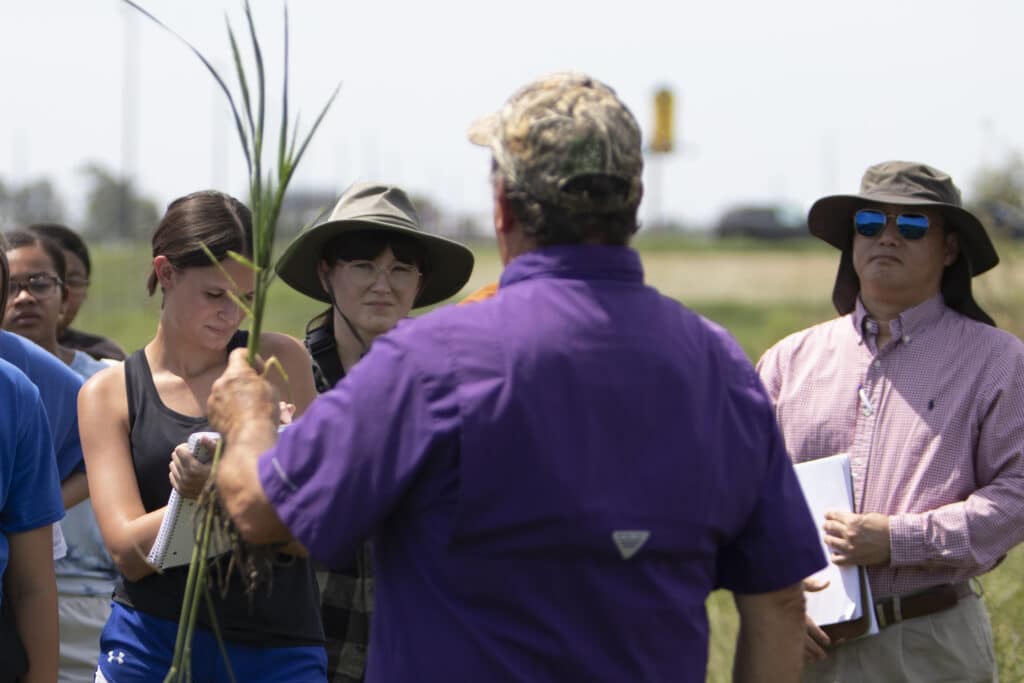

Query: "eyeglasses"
left=7, top=274, right=63, bottom=301
left=854, top=209, right=931, bottom=240
left=65, top=275, right=90, bottom=290
left=337, top=260, right=421, bottom=290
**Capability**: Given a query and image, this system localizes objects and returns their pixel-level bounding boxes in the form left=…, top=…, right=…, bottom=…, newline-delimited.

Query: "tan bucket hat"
left=275, top=182, right=474, bottom=307
left=808, top=160, right=998, bottom=326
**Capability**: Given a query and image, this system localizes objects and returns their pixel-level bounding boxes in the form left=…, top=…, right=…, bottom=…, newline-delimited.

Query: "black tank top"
left=112, top=331, right=323, bottom=647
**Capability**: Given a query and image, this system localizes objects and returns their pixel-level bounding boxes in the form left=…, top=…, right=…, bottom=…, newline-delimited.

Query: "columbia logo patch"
left=612, top=530, right=650, bottom=560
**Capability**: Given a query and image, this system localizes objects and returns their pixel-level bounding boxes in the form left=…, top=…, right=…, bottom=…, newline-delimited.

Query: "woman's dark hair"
left=147, top=190, right=253, bottom=296
left=4, top=229, right=67, bottom=283
left=29, top=223, right=90, bottom=276
left=321, top=229, right=431, bottom=274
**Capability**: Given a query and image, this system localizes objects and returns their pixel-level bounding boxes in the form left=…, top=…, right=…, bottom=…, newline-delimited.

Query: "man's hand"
left=208, top=348, right=295, bottom=546
left=802, top=613, right=831, bottom=663
left=801, top=577, right=831, bottom=663
left=208, top=349, right=280, bottom=439
left=823, top=511, right=890, bottom=566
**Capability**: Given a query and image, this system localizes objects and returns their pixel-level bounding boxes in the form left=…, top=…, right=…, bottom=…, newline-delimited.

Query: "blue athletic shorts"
left=96, top=602, right=326, bottom=682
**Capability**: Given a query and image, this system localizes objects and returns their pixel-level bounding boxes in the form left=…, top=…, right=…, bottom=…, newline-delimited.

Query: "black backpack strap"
left=305, top=322, right=344, bottom=393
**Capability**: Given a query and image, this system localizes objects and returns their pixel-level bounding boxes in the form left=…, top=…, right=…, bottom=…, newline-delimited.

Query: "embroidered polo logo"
left=612, top=530, right=650, bottom=560
left=107, top=650, right=126, bottom=664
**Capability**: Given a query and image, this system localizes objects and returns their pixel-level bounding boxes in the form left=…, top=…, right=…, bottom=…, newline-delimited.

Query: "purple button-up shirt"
left=758, top=294, right=1024, bottom=599
left=261, top=245, right=825, bottom=682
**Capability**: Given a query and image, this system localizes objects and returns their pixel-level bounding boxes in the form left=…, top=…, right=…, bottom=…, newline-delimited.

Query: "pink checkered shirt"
left=757, top=294, right=1024, bottom=599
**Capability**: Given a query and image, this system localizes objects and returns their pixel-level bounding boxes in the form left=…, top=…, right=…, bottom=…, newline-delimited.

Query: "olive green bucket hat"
left=808, top=160, right=998, bottom=326
left=275, top=182, right=474, bottom=307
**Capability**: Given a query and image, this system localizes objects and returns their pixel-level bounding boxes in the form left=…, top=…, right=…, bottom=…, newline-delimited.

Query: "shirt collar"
left=852, top=292, right=946, bottom=342
left=499, top=245, right=644, bottom=289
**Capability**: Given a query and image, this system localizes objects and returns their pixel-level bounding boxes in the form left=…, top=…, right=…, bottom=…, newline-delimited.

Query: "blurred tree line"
left=0, top=165, right=484, bottom=242
left=0, top=163, right=158, bottom=241
left=0, top=177, right=65, bottom=228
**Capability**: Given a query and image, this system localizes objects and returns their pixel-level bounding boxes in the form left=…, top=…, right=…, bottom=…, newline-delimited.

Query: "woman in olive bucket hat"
left=809, top=160, right=999, bottom=326
left=276, top=182, right=474, bottom=392
left=274, top=182, right=473, bottom=681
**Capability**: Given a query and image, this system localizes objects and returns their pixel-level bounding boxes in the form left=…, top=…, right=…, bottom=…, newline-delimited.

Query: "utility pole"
left=121, top=6, right=140, bottom=239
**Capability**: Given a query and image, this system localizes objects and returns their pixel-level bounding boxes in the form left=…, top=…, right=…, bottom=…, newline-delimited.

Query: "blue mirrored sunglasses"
left=853, top=209, right=930, bottom=240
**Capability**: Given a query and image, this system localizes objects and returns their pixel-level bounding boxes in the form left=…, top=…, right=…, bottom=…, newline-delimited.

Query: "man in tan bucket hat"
left=758, top=160, right=1024, bottom=681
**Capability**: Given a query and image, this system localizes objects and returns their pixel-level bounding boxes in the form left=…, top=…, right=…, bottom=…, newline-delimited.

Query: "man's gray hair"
left=492, top=162, right=640, bottom=246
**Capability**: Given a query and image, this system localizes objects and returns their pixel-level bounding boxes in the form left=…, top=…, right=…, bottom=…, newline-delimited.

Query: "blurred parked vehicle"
left=714, top=204, right=807, bottom=240
left=971, top=199, right=1024, bottom=239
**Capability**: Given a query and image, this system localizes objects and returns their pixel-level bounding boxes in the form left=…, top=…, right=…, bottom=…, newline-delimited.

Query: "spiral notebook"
left=146, top=432, right=231, bottom=570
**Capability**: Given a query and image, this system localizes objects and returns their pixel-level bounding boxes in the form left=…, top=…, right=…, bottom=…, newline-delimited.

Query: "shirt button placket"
left=850, top=358, right=880, bottom=510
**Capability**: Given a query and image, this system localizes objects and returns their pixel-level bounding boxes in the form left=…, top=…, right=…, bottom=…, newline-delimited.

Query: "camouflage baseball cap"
left=468, top=72, right=643, bottom=213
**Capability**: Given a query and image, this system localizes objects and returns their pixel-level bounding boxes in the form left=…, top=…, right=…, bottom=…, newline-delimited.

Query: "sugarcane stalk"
left=124, top=2, right=340, bottom=680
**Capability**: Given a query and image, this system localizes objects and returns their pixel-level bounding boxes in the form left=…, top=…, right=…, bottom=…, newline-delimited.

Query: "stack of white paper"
left=793, top=454, right=867, bottom=627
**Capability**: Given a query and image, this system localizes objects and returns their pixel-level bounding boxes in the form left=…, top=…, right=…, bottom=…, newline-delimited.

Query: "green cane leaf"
left=226, top=20, right=256, bottom=148
left=199, top=242, right=242, bottom=291
left=243, top=0, right=266, bottom=179
left=225, top=249, right=260, bottom=272
left=226, top=291, right=254, bottom=319
left=292, top=82, right=342, bottom=172
left=278, top=3, right=291, bottom=175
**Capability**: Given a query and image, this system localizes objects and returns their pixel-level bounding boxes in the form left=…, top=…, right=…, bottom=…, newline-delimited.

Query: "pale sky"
left=2, top=0, right=1022, bottom=232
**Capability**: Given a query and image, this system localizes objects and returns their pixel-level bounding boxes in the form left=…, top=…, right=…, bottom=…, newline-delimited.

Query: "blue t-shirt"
left=0, top=358, right=65, bottom=599
left=0, top=330, right=84, bottom=481
left=261, top=245, right=827, bottom=682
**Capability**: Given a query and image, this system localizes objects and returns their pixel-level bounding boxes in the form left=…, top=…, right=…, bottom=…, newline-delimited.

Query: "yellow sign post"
left=651, top=88, right=674, bottom=154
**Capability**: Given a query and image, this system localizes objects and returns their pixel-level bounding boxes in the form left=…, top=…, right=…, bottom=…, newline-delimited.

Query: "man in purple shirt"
left=210, top=72, right=825, bottom=682
left=758, top=161, right=1024, bottom=681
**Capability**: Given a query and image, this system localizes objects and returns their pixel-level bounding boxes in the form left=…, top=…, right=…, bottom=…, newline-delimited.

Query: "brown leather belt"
left=874, top=582, right=974, bottom=628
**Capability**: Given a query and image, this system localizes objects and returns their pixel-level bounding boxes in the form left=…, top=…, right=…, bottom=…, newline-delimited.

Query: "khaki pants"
left=803, top=593, right=996, bottom=683
left=58, top=595, right=112, bottom=683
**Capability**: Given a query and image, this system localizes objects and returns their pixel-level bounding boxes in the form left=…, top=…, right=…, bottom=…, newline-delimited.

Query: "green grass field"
left=76, top=236, right=1024, bottom=681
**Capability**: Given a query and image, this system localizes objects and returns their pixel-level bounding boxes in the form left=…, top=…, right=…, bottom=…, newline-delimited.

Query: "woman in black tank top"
left=77, top=191, right=322, bottom=682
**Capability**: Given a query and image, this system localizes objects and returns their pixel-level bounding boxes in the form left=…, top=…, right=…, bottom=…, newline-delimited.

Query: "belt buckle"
left=874, top=594, right=903, bottom=629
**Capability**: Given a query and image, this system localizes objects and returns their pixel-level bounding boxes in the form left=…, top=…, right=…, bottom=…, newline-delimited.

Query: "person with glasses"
left=3, top=229, right=121, bottom=681
left=757, top=161, right=1024, bottom=681
left=2, top=231, right=112, bottom=381
left=273, top=182, right=473, bottom=683
left=0, top=232, right=69, bottom=683
left=29, top=224, right=127, bottom=362
left=205, top=73, right=825, bottom=682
